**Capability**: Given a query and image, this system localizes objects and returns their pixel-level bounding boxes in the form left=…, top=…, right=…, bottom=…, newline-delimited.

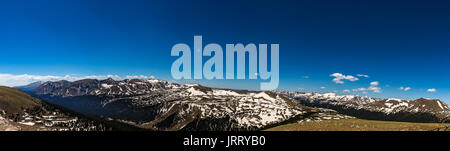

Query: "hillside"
left=0, top=86, right=41, bottom=115
left=0, top=86, right=142, bottom=131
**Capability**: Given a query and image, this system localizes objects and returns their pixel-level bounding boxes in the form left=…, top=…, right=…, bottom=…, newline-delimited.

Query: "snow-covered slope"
left=278, top=91, right=450, bottom=123
left=282, top=91, right=379, bottom=104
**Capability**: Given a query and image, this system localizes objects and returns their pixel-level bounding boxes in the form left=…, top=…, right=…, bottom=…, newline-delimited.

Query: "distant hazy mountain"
left=279, top=91, right=450, bottom=123
left=0, top=86, right=141, bottom=131
left=14, top=81, right=44, bottom=91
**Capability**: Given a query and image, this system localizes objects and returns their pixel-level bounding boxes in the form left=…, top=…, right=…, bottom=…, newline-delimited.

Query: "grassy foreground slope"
left=266, top=119, right=450, bottom=131
left=0, top=86, right=41, bottom=114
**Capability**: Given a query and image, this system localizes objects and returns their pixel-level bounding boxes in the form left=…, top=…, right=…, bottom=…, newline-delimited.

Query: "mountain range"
left=29, top=78, right=310, bottom=130
left=2, top=77, right=449, bottom=131
left=279, top=91, right=450, bottom=123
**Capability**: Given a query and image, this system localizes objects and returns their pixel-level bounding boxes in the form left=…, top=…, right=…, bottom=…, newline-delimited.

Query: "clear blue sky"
left=0, top=0, right=449, bottom=102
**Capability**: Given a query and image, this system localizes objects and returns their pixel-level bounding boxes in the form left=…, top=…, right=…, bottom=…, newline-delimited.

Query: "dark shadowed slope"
left=0, top=86, right=143, bottom=131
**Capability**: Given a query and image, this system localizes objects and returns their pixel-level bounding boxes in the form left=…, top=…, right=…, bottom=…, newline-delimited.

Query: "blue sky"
left=0, top=0, right=449, bottom=102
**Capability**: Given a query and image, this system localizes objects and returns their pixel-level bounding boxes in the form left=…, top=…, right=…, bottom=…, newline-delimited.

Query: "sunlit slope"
left=0, top=86, right=41, bottom=115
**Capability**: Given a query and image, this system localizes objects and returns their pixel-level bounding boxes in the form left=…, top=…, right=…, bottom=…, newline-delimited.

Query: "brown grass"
left=0, top=86, right=41, bottom=114
left=265, top=119, right=450, bottom=131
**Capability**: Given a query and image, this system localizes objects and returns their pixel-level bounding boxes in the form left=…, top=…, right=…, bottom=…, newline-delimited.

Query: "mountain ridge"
left=279, top=91, right=450, bottom=123
left=31, top=78, right=311, bottom=130
left=20, top=78, right=450, bottom=131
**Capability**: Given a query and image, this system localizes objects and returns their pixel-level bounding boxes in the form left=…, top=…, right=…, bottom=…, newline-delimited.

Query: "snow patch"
left=437, top=101, right=444, bottom=110
left=19, top=122, right=35, bottom=126
left=212, top=90, right=242, bottom=96
left=387, top=98, right=402, bottom=102
left=101, top=84, right=113, bottom=89
left=385, top=103, right=393, bottom=108
left=252, top=92, right=276, bottom=102
left=187, top=87, right=205, bottom=96
left=147, top=79, right=160, bottom=83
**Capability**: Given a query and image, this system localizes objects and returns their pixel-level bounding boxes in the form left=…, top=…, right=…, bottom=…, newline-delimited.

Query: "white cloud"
left=353, top=88, right=367, bottom=92
left=399, top=86, right=411, bottom=91
left=427, top=88, right=437, bottom=92
left=356, top=74, right=369, bottom=78
left=343, top=89, right=351, bottom=93
left=352, top=81, right=381, bottom=93
left=0, top=74, right=62, bottom=87
left=368, top=87, right=381, bottom=93
left=0, top=73, right=154, bottom=87
left=370, top=81, right=379, bottom=86
left=302, top=76, right=309, bottom=79
left=320, top=86, right=326, bottom=89
left=330, top=73, right=359, bottom=84
left=368, top=81, right=381, bottom=93
left=125, top=75, right=154, bottom=79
